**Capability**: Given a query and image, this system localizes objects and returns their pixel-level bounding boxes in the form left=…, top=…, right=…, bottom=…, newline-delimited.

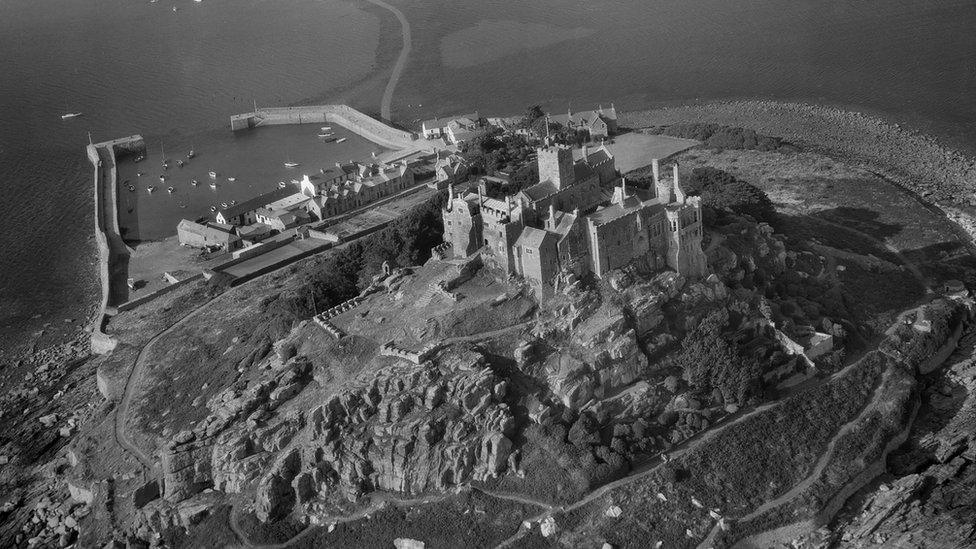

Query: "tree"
left=684, top=167, right=777, bottom=224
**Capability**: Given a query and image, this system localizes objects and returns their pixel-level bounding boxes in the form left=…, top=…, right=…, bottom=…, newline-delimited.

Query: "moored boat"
left=134, top=155, right=145, bottom=163
left=227, top=177, right=236, bottom=182
left=191, top=179, right=199, bottom=186
left=209, top=171, right=217, bottom=179
left=209, top=182, right=217, bottom=189
left=159, top=175, right=167, bottom=182
left=128, top=185, right=135, bottom=192
left=147, top=186, right=156, bottom=193
left=320, top=126, right=332, bottom=131
left=284, top=161, right=299, bottom=168
left=221, top=202, right=228, bottom=208
left=278, top=181, right=287, bottom=188
left=61, top=112, right=83, bottom=120
left=210, top=205, right=216, bottom=212
left=176, top=159, right=184, bottom=167
left=187, top=149, right=195, bottom=159
left=335, top=137, right=347, bottom=143
left=167, top=186, right=175, bottom=194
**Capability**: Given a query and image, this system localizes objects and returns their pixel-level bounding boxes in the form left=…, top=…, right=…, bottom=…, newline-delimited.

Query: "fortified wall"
left=230, top=105, right=417, bottom=150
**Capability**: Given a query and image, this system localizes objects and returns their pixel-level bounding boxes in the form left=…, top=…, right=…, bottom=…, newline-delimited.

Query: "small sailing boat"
left=209, top=171, right=217, bottom=179
left=278, top=181, right=287, bottom=189
left=191, top=179, right=199, bottom=186
left=159, top=175, right=167, bottom=182
left=320, top=126, right=332, bottom=131
left=335, top=137, right=347, bottom=144
left=134, top=155, right=145, bottom=163
left=187, top=149, right=195, bottom=159
left=227, top=177, right=236, bottom=182
left=167, top=186, right=175, bottom=194
left=147, top=186, right=156, bottom=193
left=284, top=161, right=300, bottom=168
left=137, top=172, right=144, bottom=177
left=209, top=182, right=217, bottom=189
left=210, top=205, right=217, bottom=212
left=60, top=101, right=82, bottom=120
left=220, top=202, right=228, bottom=208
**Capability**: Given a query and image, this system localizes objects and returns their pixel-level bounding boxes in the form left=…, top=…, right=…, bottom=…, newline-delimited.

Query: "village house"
left=299, top=160, right=416, bottom=219
left=177, top=219, right=242, bottom=251
left=214, top=187, right=297, bottom=226
left=549, top=104, right=618, bottom=139
left=430, top=152, right=470, bottom=190
left=442, top=141, right=707, bottom=296
left=421, top=112, right=480, bottom=140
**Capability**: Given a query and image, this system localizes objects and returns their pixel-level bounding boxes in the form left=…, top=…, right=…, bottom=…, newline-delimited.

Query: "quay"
left=230, top=104, right=418, bottom=150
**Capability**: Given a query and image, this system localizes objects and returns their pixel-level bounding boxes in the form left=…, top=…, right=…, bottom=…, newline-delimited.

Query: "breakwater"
left=230, top=104, right=417, bottom=150
left=87, top=135, right=145, bottom=355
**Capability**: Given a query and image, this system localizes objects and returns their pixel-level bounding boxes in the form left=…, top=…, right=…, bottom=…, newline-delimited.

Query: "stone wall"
left=230, top=105, right=417, bottom=150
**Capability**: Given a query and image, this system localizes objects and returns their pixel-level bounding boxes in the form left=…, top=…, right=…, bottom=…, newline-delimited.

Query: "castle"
left=442, top=142, right=708, bottom=295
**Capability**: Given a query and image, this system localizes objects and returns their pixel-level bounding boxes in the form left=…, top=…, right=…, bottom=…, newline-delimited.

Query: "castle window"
left=526, top=249, right=533, bottom=255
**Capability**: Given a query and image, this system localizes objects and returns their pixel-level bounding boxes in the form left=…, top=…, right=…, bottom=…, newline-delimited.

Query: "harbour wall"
left=88, top=135, right=145, bottom=355
left=230, top=104, right=417, bottom=150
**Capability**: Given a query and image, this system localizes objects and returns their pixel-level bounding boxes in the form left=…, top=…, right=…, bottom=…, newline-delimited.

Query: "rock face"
left=162, top=342, right=514, bottom=523
left=160, top=357, right=313, bottom=503
left=251, top=347, right=514, bottom=522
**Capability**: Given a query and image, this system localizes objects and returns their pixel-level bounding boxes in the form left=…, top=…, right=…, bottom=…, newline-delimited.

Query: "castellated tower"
left=652, top=159, right=674, bottom=204
left=537, top=144, right=575, bottom=190
left=665, top=196, right=708, bottom=278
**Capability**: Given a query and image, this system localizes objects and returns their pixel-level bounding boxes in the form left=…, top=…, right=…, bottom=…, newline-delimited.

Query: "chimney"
left=477, top=183, right=484, bottom=207
left=447, top=183, right=454, bottom=210
left=673, top=163, right=687, bottom=204
left=622, top=177, right=628, bottom=198
left=582, top=144, right=589, bottom=161
left=651, top=159, right=660, bottom=185
left=547, top=204, right=557, bottom=230
left=506, top=195, right=514, bottom=218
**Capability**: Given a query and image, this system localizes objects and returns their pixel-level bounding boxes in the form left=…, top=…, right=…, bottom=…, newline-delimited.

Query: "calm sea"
left=1, top=0, right=974, bottom=356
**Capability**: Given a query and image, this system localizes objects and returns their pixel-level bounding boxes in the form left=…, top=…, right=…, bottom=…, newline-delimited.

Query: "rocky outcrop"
left=247, top=347, right=515, bottom=522
left=160, top=357, right=313, bottom=503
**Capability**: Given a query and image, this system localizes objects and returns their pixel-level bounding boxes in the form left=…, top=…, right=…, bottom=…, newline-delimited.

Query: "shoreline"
left=620, top=99, right=976, bottom=241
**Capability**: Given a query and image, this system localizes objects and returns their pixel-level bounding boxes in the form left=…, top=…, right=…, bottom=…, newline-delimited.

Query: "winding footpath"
left=364, top=0, right=411, bottom=121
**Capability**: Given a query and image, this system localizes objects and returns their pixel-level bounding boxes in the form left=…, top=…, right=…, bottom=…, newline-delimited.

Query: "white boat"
left=128, top=185, right=136, bottom=192
left=317, top=133, right=334, bottom=138
left=191, top=179, right=199, bottom=186
left=147, top=186, right=156, bottom=193
left=159, top=175, right=167, bottom=182
left=227, top=177, right=236, bottom=182
left=167, top=186, right=175, bottom=194
left=134, top=155, right=145, bottom=163
left=209, top=171, right=217, bottom=179
left=335, top=137, right=347, bottom=144
left=284, top=161, right=300, bottom=168
left=60, top=112, right=83, bottom=120
left=172, top=6, right=178, bottom=11
left=229, top=200, right=237, bottom=206
left=221, top=202, right=228, bottom=208
left=320, top=126, right=332, bottom=131
left=210, top=206, right=216, bottom=212
left=209, top=182, right=217, bottom=189
left=187, top=149, right=195, bottom=159
left=137, top=172, right=144, bottom=177
left=278, top=181, right=287, bottom=189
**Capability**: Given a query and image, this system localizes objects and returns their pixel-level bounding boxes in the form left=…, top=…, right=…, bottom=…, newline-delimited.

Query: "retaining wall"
left=230, top=104, right=417, bottom=150
left=108, top=274, right=204, bottom=315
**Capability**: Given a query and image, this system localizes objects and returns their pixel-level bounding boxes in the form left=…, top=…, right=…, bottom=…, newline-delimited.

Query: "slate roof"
left=521, top=180, right=558, bottom=201
left=219, top=187, right=296, bottom=220
left=515, top=226, right=557, bottom=250
left=177, top=219, right=239, bottom=243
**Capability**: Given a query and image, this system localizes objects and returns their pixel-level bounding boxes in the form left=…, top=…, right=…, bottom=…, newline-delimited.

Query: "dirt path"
left=364, top=0, right=410, bottom=121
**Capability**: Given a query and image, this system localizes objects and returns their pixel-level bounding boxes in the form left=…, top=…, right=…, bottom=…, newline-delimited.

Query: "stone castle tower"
left=661, top=162, right=707, bottom=278
left=537, top=145, right=575, bottom=190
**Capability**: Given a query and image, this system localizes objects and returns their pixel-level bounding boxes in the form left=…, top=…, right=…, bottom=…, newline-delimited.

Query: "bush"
left=654, top=123, right=795, bottom=152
